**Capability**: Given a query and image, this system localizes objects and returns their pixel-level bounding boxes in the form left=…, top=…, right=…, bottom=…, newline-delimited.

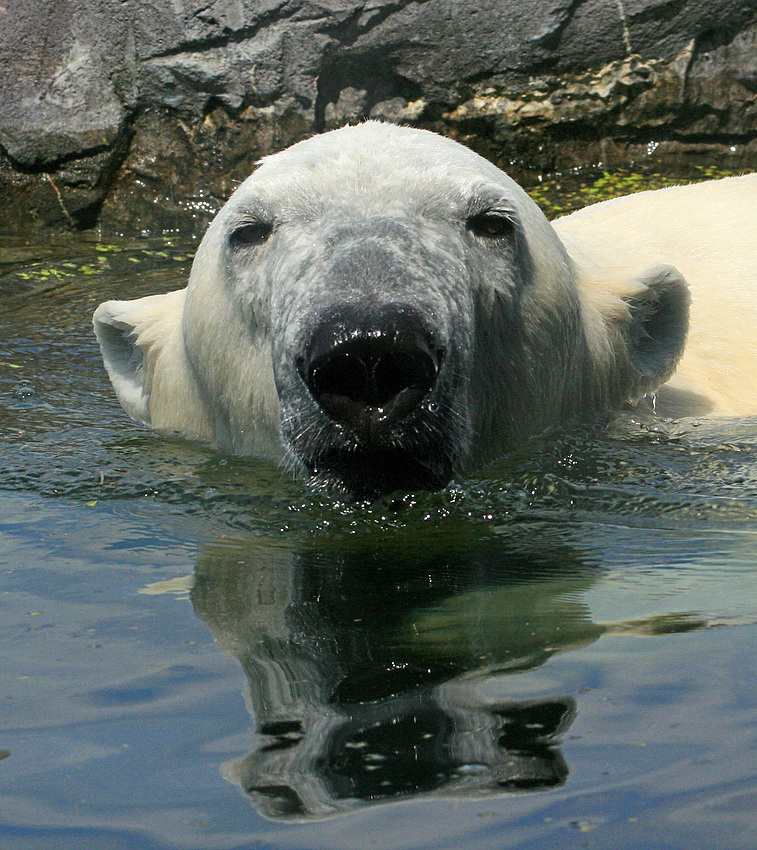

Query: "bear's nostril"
left=373, top=347, right=437, bottom=407
left=309, top=349, right=370, bottom=405
left=301, top=317, right=442, bottom=431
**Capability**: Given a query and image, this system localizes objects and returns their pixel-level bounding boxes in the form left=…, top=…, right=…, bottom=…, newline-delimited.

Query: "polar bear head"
left=94, top=122, right=688, bottom=499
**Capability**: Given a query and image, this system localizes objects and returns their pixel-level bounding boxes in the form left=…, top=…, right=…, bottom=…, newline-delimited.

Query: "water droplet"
left=13, top=379, right=35, bottom=399
left=454, top=763, right=491, bottom=776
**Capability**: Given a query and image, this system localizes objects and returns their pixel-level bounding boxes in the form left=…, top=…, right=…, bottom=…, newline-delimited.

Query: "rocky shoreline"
left=2, top=0, right=756, bottom=237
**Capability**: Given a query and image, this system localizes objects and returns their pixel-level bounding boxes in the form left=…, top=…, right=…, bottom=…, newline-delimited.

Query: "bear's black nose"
left=299, top=306, right=443, bottom=435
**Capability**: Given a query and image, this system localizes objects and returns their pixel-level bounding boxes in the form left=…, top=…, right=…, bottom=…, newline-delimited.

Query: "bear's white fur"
left=93, top=122, right=756, bottom=495
left=553, top=176, right=757, bottom=417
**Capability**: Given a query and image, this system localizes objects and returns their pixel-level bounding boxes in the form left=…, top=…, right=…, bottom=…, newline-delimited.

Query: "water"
left=1, top=232, right=757, bottom=849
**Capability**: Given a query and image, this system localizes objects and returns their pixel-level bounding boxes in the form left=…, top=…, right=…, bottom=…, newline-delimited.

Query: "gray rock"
left=1, top=0, right=756, bottom=233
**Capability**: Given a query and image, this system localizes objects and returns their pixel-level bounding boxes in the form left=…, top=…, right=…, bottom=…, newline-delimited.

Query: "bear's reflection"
left=190, top=524, right=601, bottom=819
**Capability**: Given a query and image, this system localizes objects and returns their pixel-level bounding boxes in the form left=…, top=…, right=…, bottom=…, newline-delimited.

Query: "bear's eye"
left=229, top=220, right=273, bottom=248
left=467, top=211, right=514, bottom=238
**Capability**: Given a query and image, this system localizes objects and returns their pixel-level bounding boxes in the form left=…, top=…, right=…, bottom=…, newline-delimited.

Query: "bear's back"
left=554, top=175, right=757, bottom=417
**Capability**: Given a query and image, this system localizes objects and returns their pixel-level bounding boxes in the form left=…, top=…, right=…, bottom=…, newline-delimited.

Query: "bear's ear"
left=93, top=290, right=186, bottom=425
left=621, top=263, right=690, bottom=398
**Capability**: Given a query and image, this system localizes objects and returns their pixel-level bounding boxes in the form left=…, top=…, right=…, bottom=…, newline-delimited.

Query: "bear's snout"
left=298, top=305, right=444, bottom=438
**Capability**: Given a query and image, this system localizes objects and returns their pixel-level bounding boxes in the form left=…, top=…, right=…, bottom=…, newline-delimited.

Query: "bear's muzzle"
left=298, top=304, right=444, bottom=439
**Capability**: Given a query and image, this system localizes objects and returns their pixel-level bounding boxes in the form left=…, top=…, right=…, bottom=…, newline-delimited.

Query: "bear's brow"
left=465, top=188, right=518, bottom=217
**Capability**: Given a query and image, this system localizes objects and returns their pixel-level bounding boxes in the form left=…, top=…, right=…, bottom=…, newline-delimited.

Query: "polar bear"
left=93, top=122, right=757, bottom=498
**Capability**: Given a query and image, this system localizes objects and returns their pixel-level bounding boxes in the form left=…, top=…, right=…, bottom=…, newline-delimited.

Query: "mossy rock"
left=528, top=165, right=744, bottom=220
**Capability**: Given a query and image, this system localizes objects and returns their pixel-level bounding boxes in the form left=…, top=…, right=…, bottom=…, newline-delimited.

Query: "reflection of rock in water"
left=190, top=527, right=597, bottom=819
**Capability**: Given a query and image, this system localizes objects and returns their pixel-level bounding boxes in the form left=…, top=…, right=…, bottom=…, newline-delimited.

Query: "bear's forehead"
left=258, top=121, right=496, bottom=176
left=229, top=122, right=521, bottom=220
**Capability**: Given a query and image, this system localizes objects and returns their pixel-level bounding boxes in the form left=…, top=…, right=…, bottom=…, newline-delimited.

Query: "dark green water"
left=1, top=231, right=757, bottom=849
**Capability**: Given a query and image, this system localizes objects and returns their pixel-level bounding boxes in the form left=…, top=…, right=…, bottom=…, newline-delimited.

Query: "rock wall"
left=1, top=0, right=756, bottom=236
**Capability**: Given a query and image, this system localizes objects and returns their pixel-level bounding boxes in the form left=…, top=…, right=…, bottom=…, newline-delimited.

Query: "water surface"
left=1, top=232, right=757, bottom=849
